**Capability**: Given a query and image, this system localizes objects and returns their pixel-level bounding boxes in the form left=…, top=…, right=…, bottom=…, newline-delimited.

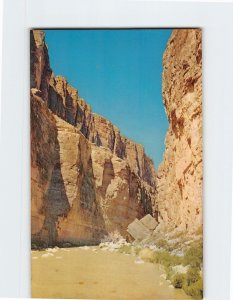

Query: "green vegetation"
left=148, top=250, right=183, bottom=266
left=118, top=244, right=132, bottom=254
left=183, top=276, right=203, bottom=299
left=164, top=266, right=203, bottom=299
left=118, top=239, right=203, bottom=299
left=183, top=240, right=203, bottom=268
left=161, top=240, right=203, bottom=299
left=186, top=267, right=201, bottom=285
left=172, top=273, right=186, bottom=288
left=118, top=244, right=142, bottom=256
left=156, top=238, right=170, bottom=249
left=117, top=236, right=203, bottom=299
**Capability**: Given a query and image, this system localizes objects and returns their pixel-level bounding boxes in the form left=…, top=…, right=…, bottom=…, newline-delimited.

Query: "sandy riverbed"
left=32, top=247, right=190, bottom=299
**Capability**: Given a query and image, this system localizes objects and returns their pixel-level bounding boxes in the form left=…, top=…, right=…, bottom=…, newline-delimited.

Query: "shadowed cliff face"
left=30, top=30, right=156, bottom=247
left=155, top=29, right=202, bottom=234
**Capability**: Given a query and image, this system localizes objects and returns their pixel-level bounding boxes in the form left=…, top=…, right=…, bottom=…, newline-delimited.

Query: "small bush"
left=186, top=267, right=201, bottom=285
left=172, top=273, right=186, bottom=288
left=118, top=244, right=132, bottom=254
left=183, top=277, right=203, bottom=299
left=165, top=267, right=175, bottom=281
left=156, top=239, right=169, bottom=249
left=139, top=248, right=155, bottom=262
left=155, top=251, right=183, bottom=267
left=183, top=241, right=203, bottom=269
left=133, top=247, right=141, bottom=256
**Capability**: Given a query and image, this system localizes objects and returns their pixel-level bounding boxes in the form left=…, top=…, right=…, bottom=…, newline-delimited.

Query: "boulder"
left=127, top=218, right=151, bottom=241
left=140, top=214, right=158, bottom=231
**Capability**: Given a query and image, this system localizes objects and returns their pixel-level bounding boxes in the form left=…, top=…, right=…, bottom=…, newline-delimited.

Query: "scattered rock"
left=172, top=264, right=189, bottom=274
left=134, top=258, right=145, bottom=264
left=42, top=253, right=54, bottom=258
left=81, top=246, right=90, bottom=250
left=160, top=274, right=166, bottom=279
left=46, top=248, right=58, bottom=253
left=168, top=285, right=174, bottom=289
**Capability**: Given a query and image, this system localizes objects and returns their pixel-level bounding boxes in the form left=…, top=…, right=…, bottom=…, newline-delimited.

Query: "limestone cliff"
left=30, top=30, right=156, bottom=247
left=155, top=29, right=202, bottom=234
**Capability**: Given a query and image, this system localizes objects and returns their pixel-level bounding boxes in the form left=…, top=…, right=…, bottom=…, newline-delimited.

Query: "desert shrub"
left=133, top=247, right=141, bottom=256
left=183, top=277, right=203, bottom=299
left=154, top=251, right=183, bottom=267
left=138, top=248, right=157, bottom=262
left=183, top=241, right=203, bottom=269
left=172, top=273, right=186, bottom=288
left=118, top=244, right=132, bottom=254
left=165, top=267, right=175, bottom=281
left=186, top=267, right=201, bottom=285
left=156, top=239, right=169, bottom=249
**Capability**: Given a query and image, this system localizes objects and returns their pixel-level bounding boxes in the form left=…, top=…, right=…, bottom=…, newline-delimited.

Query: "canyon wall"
left=31, top=30, right=156, bottom=247
left=31, top=28, right=203, bottom=247
left=155, top=29, right=202, bottom=234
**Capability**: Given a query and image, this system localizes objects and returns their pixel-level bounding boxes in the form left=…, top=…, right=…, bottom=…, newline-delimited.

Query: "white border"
left=1, top=1, right=233, bottom=299
left=0, top=0, right=3, bottom=139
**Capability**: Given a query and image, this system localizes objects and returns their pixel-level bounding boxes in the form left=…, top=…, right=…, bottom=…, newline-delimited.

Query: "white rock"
left=160, top=274, right=166, bottom=279
left=42, top=253, right=53, bottom=258
left=168, top=285, right=174, bottom=289
left=172, top=264, right=189, bottom=274
left=134, top=258, right=145, bottom=264
left=46, top=248, right=58, bottom=253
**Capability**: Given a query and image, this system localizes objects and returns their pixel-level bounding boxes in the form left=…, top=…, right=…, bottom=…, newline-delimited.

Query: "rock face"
left=31, top=28, right=203, bottom=247
left=155, top=29, right=202, bottom=234
left=30, top=30, right=156, bottom=247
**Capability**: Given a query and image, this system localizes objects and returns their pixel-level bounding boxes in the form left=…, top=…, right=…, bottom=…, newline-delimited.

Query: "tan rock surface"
left=30, top=30, right=157, bottom=246
left=155, top=29, right=202, bottom=234
left=127, top=218, right=151, bottom=241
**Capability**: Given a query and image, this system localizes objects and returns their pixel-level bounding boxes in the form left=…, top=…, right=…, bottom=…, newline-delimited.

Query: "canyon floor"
left=32, top=247, right=191, bottom=300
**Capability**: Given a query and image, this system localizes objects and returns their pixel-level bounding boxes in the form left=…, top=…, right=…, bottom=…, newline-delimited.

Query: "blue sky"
left=44, top=29, right=172, bottom=168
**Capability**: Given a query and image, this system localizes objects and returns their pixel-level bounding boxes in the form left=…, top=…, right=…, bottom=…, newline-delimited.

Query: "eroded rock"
left=30, top=30, right=157, bottom=247
left=155, top=29, right=203, bottom=234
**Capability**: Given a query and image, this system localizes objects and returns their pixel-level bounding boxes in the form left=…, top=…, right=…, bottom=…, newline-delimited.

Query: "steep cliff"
left=31, top=29, right=203, bottom=247
left=30, top=30, right=156, bottom=247
left=155, top=29, right=202, bottom=234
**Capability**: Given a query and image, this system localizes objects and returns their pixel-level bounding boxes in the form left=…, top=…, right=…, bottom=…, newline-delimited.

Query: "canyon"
left=31, top=29, right=202, bottom=247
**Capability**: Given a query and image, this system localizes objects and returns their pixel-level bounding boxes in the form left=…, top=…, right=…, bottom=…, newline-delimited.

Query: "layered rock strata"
left=155, top=29, right=202, bottom=234
left=30, top=30, right=156, bottom=247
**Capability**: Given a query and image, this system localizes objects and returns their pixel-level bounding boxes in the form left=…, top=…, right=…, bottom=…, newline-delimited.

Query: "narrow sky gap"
left=44, top=29, right=172, bottom=168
